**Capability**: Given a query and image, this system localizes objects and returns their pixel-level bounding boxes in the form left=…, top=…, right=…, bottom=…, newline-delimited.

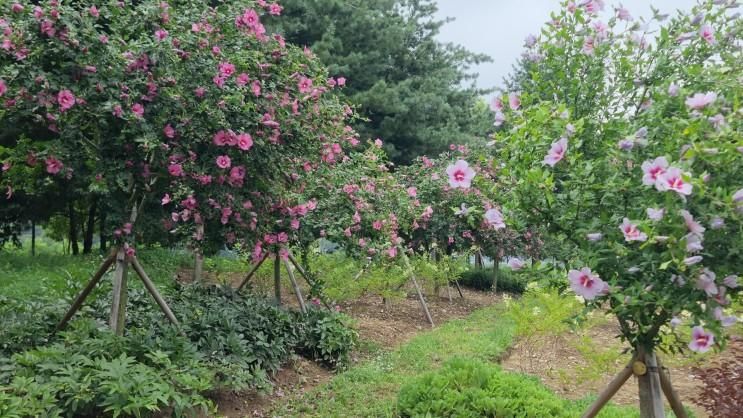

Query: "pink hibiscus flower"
left=568, top=267, right=608, bottom=300
left=237, top=133, right=253, bottom=151
left=656, top=167, right=692, bottom=196
left=218, top=62, right=236, bottom=77
left=688, top=326, right=714, bottom=353
left=446, top=160, right=476, bottom=189
left=543, top=138, right=568, bottom=167
left=45, top=156, right=64, bottom=174
left=57, top=89, right=76, bottom=112
left=484, top=208, right=506, bottom=230
left=620, top=218, right=647, bottom=242
left=298, top=76, right=313, bottom=94
left=697, top=268, right=718, bottom=297
left=699, top=24, right=715, bottom=45
left=154, top=29, right=168, bottom=41
left=685, top=92, right=717, bottom=110
left=680, top=210, right=705, bottom=236
left=641, top=157, right=668, bottom=186
left=216, top=155, right=231, bottom=169
left=0, top=79, right=7, bottom=97
left=508, top=92, right=521, bottom=110
left=168, top=163, right=184, bottom=177
left=163, top=124, right=175, bottom=138
left=131, top=103, right=144, bottom=118
left=646, top=208, right=665, bottom=221
left=508, top=258, right=525, bottom=270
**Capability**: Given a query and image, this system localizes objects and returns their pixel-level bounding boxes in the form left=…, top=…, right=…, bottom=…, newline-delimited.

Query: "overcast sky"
left=434, top=0, right=700, bottom=93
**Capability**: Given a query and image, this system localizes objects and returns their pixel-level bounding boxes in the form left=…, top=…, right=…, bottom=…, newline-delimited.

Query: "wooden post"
left=656, top=357, right=688, bottom=418
left=287, top=252, right=333, bottom=310
left=193, top=249, right=204, bottom=283
left=492, top=255, right=500, bottom=294
left=453, top=279, right=464, bottom=299
left=130, top=257, right=182, bottom=332
left=638, top=349, right=666, bottom=418
left=283, top=259, right=307, bottom=313
left=31, top=220, right=36, bottom=256
left=581, top=355, right=636, bottom=418
left=400, top=247, right=434, bottom=327
left=273, top=253, right=281, bottom=306
left=55, top=251, right=116, bottom=332
left=109, top=248, right=129, bottom=336
left=236, top=252, right=268, bottom=291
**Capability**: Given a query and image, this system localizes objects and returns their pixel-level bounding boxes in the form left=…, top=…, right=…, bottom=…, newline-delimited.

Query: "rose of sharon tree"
left=0, top=0, right=354, bottom=333
left=492, top=1, right=741, bottom=415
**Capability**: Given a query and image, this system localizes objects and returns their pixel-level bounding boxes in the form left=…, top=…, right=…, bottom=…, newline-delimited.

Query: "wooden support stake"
left=638, top=349, right=666, bottom=418
left=657, top=357, right=688, bottom=418
left=130, top=257, right=182, bottom=332
left=453, top=279, right=464, bottom=299
left=283, top=259, right=307, bottom=314
left=55, top=252, right=116, bottom=332
left=287, top=252, right=333, bottom=310
left=446, top=283, right=453, bottom=303
left=400, top=247, right=434, bottom=327
left=193, top=249, right=204, bottom=283
left=581, top=355, right=637, bottom=418
left=236, top=252, right=268, bottom=292
left=109, top=248, right=129, bottom=336
left=273, top=253, right=282, bottom=306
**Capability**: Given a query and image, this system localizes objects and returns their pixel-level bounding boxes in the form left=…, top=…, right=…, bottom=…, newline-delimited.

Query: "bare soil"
left=500, top=315, right=741, bottom=418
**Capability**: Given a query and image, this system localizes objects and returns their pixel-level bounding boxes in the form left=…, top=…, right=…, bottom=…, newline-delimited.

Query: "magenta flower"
left=508, top=258, right=525, bottom=270
left=646, top=208, right=664, bottom=221
left=543, top=138, right=568, bottom=167
left=216, top=155, right=231, bottom=169
left=57, top=89, right=76, bottom=112
left=161, top=194, right=171, bottom=205
left=155, top=29, right=168, bottom=41
left=131, top=103, right=144, bottom=118
left=236, top=73, right=250, bottom=86
left=218, top=62, right=236, bottom=77
left=568, top=267, right=608, bottom=300
left=168, top=163, right=184, bottom=177
left=45, top=157, right=63, bottom=174
left=688, top=326, right=714, bottom=353
left=89, top=5, right=100, bottom=18
left=163, top=124, right=175, bottom=138
left=268, top=3, right=283, bottom=15
left=0, top=79, right=6, bottom=97
left=484, top=208, right=506, bottom=230
left=699, top=24, right=715, bottom=45
left=508, top=92, right=521, bottom=110
left=640, top=157, right=668, bottom=186
left=656, top=167, right=692, bottom=196
left=237, top=133, right=253, bottom=151
left=685, top=92, right=717, bottom=110
left=620, top=218, right=647, bottom=242
left=446, top=160, right=476, bottom=189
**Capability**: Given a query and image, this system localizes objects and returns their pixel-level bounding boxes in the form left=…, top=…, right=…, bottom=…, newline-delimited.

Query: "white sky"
left=434, top=0, right=700, bottom=92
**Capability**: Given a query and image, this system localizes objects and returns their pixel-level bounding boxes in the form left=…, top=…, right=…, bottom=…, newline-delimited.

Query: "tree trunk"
left=193, top=249, right=204, bottom=283
left=274, top=253, right=282, bottom=306
left=99, top=207, right=107, bottom=252
left=31, top=220, right=36, bottom=256
left=474, top=252, right=483, bottom=268
left=638, top=349, right=665, bottom=418
left=68, top=202, right=79, bottom=256
left=83, top=197, right=97, bottom=254
left=493, top=255, right=500, bottom=293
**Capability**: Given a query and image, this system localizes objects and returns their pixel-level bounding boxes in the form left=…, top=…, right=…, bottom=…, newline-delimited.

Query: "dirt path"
left=209, top=284, right=502, bottom=418
left=500, top=316, right=741, bottom=418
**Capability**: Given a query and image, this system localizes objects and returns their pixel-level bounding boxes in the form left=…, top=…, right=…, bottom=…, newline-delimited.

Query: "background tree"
left=271, top=0, right=493, bottom=164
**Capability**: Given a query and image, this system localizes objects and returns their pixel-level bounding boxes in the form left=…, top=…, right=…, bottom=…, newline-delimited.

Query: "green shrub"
left=397, top=358, right=658, bottom=418
left=459, top=268, right=527, bottom=294
left=295, top=307, right=358, bottom=369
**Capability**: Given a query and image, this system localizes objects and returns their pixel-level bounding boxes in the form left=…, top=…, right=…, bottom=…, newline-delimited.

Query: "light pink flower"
left=216, top=155, right=231, bottom=169
left=298, top=76, right=313, bottom=94
left=446, top=160, right=476, bottom=189
left=89, top=5, right=100, bottom=17
left=616, top=6, right=632, bottom=21
left=493, top=111, right=506, bottom=127
left=684, top=255, right=703, bottom=266
left=688, top=326, right=714, bottom=353
left=218, top=62, right=236, bottom=77
left=713, top=307, right=737, bottom=327
left=685, top=233, right=704, bottom=253
left=656, top=167, right=692, bottom=196
left=641, top=157, right=668, bottom=186
left=508, top=92, right=521, bottom=110
left=490, top=96, right=503, bottom=111
left=0, top=80, right=6, bottom=97
left=733, top=188, right=743, bottom=203
left=685, top=92, right=716, bottom=110
left=508, top=258, right=525, bottom=270
left=484, top=208, right=506, bottom=230
left=568, top=267, right=608, bottom=300
left=723, top=275, right=739, bottom=289
left=235, top=133, right=253, bottom=151
left=620, top=218, right=647, bottom=242
left=668, top=82, right=679, bottom=97
left=680, top=210, right=705, bottom=236
left=268, top=3, right=283, bottom=15
left=582, top=36, right=595, bottom=55
left=45, top=157, right=63, bottom=174
left=57, top=90, right=76, bottom=111
left=586, top=233, right=603, bottom=241
left=406, top=187, right=417, bottom=198
left=543, top=138, right=568, bottom=167
left=697, top=268, right=718, bottom=297
left=646, top=208, right=664, bottom=221
left=161, top=194, right=171, bottom=205
left=699, top=24, right=715, bottom=45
